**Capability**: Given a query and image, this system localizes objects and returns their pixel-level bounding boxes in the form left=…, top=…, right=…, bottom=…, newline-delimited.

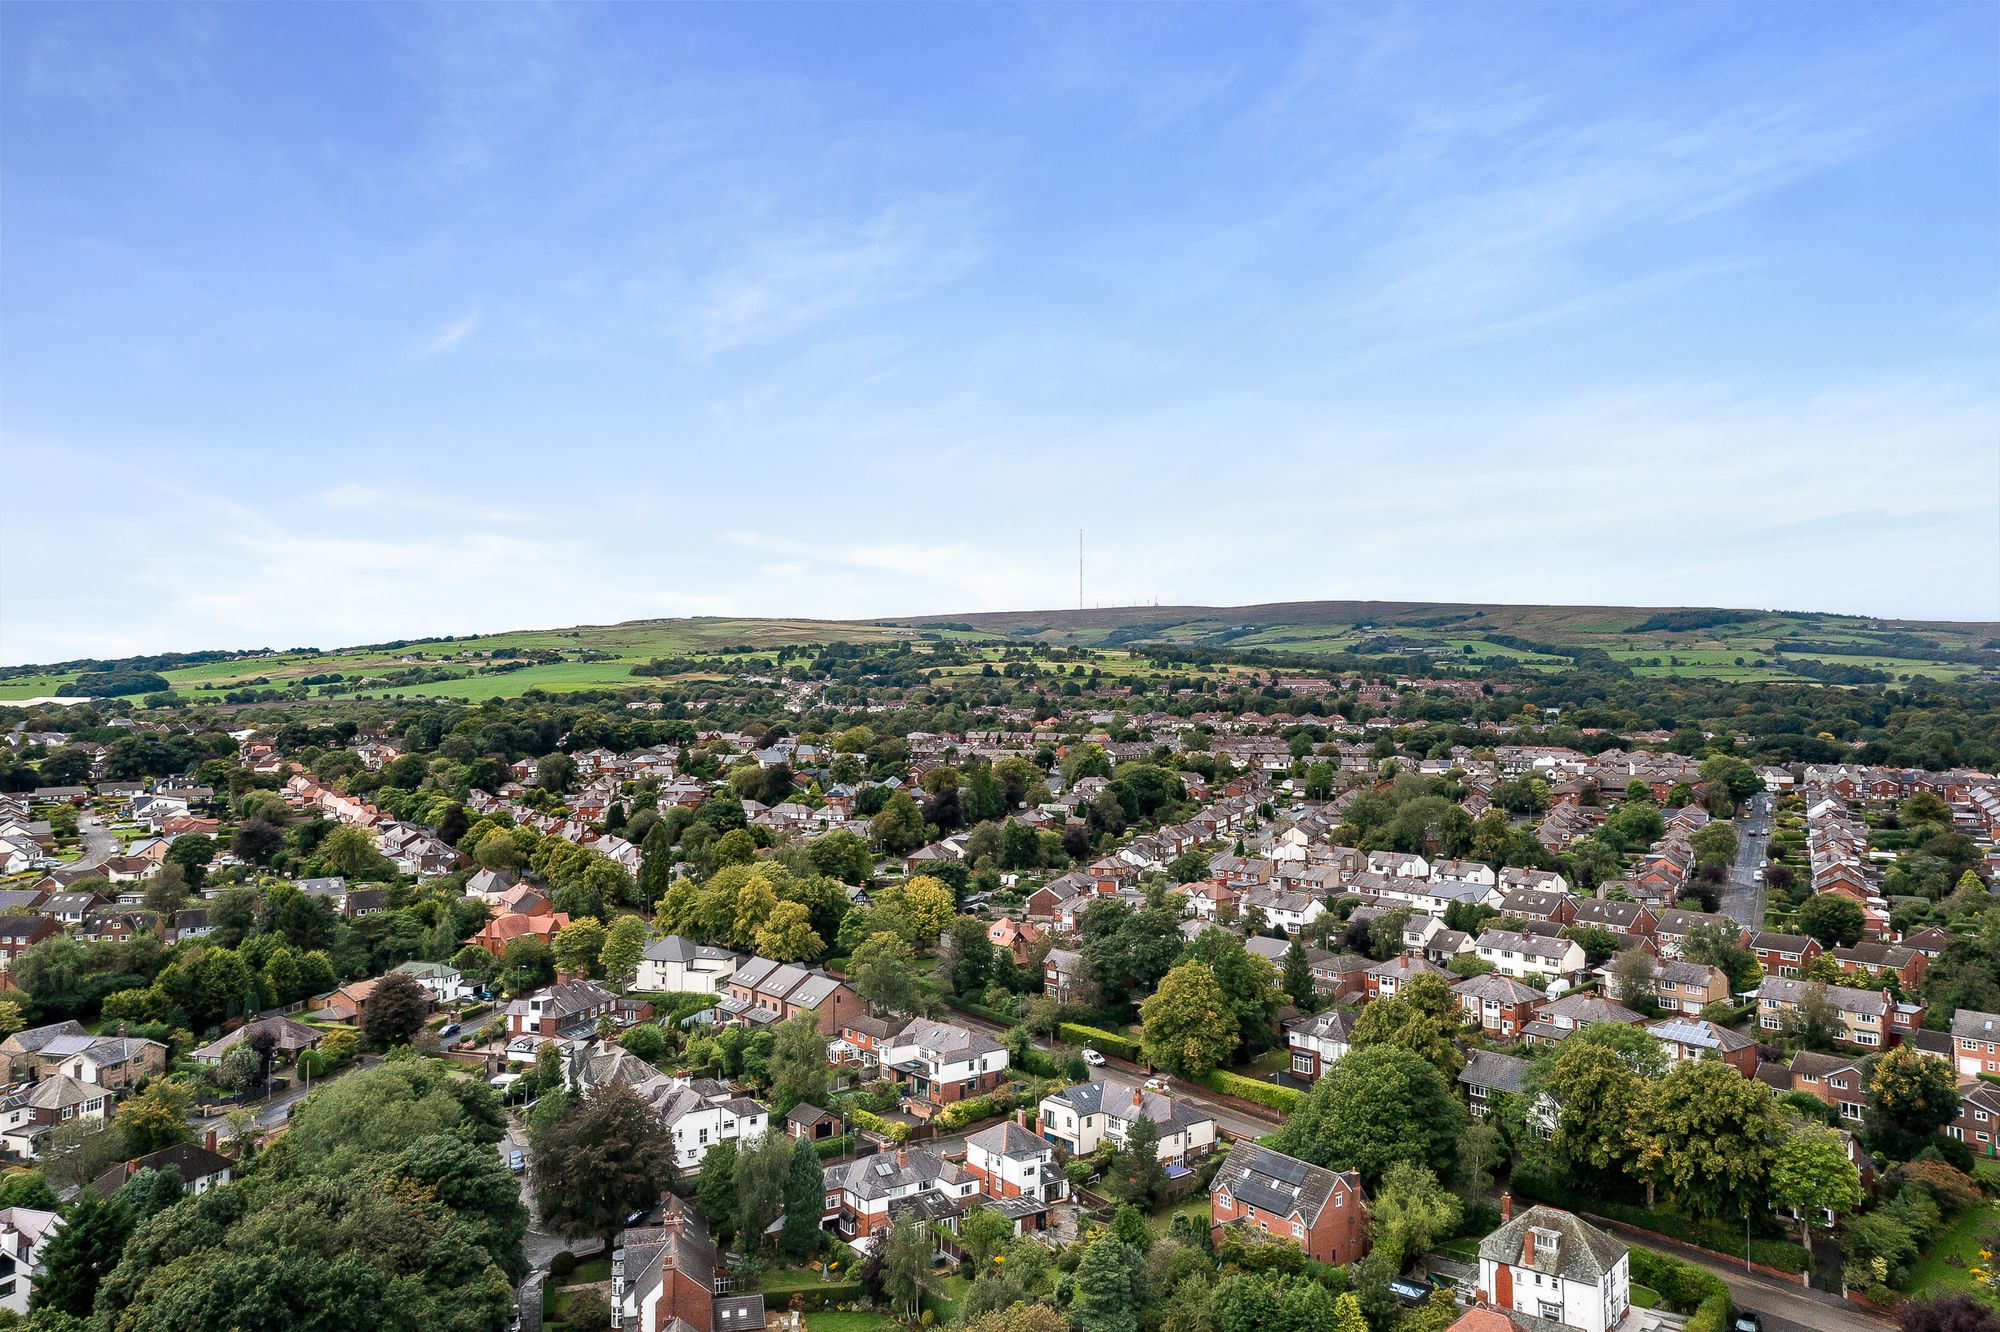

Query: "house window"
left=1291, top=1220, right=1304, bottom=1237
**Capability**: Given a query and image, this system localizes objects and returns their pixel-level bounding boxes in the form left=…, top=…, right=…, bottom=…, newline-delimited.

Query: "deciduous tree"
left=531, top=1083, right=676, bottom=1253
left=1141, top=962, right=1239, bottom=1076
left=1276, top=1045, right=1463, bottom=1188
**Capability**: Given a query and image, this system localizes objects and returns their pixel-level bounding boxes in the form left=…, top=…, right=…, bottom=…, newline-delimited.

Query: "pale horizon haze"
left=2, top=3, right=1997, bottom=664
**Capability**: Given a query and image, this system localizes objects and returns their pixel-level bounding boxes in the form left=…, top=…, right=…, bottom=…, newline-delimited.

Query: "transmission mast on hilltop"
left=1078, top=529, right=1084, bottom=610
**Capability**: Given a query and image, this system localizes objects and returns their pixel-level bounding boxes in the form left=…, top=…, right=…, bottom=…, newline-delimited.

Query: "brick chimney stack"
left=1500, top=1190, right=1512, bottom=1223
left=204, top=1128, right=218, bottom=1152
left=896, top=1147, right=908, bottom=1168
left=1524, top=1228, right=1536, bottom=1265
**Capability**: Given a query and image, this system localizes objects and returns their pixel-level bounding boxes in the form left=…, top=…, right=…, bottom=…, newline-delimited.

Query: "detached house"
left=1285, top=1008, right=1357, bottom=1082
left=1954, top=1010, right=2000, bottom=1078
left=880, top=1018, right=1007, bottom=1116
left=1209, top=1142, right=1369, bottom=1265
left=1476, top=1203, right=1630, bottom=1332
left=964, top=1116, right=1065, bottom=1230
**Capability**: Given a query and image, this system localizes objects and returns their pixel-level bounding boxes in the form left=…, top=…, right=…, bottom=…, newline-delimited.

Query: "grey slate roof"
left=1478, top=1204, right=1626, bottom=1283
left=1209, top=1141, right=1358, bottom=1227
left=1459, top=1050, right=1532, bottom=1095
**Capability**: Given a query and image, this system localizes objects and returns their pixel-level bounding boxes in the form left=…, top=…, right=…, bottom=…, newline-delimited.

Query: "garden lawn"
left=806, top=1315, right=899, bottom=1332
left=1906, top=1203, right=1998, bottom=1297
left=1148, top=1194, right=1212, bottom=1238
left=925, top=1273, right=972, bottom=1323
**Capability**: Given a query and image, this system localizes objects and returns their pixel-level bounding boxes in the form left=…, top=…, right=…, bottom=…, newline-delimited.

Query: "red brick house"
left=1209, top=1142, right=1369, bottom=1264
left=1749, top=931, right=1821, bottom=980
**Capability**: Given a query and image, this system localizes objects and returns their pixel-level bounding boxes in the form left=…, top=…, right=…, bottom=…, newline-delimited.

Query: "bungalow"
left=1648, top=1017, right=1758, bottom=1074
left=190, top=1016, right=322, bottom=1067
left=1209, top=1142, right=1369, bottom=1265
left=89, top=1142, right=235, bottom=1199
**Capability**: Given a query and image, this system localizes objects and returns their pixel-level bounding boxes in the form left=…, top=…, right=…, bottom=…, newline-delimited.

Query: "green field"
left=8, top=602, right=1994, bottom=705
left=0, top=672, right=81, bottom=700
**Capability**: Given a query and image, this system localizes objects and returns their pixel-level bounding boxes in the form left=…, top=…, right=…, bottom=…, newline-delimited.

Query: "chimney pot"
left=1500, top=1190, right=1512, bottom=1223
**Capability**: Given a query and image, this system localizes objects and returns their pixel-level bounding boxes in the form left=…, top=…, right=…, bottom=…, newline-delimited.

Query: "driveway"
left=1718, top=794, right=1770, bottom=930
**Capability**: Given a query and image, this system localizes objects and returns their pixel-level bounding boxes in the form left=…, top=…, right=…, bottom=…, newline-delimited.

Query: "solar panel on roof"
left=1257, top=1154, right=1312, bottom=1186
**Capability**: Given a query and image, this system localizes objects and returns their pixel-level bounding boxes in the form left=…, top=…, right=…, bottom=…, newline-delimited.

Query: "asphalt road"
left=1718, top=794, right=1770, bottom=930
left=72, top=815, right=118, bottom=871
left=1592, top=1217, right=1888, bottom=1332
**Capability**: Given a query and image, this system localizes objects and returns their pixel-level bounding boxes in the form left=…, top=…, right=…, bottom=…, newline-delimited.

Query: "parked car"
left=1732, top=1313, right=1761, bottom=1332
left=509, top=1151, right=526, bottom=1173
left=1082, top=1048, right=1106, bottom=1067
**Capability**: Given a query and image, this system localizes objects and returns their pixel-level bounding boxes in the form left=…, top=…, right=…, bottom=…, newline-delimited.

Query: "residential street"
left=1718, top=792, right=1770, bottom=930
left=71, top=815, right=117, bottom=872
left=192, top=1054, right=382, bottom=1136
left=1595, top=1220, right=1889, bottom=1332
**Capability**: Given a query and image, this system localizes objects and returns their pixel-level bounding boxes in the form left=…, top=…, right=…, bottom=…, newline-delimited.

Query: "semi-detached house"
left=1035, top=1079, right=1216, bottom=1165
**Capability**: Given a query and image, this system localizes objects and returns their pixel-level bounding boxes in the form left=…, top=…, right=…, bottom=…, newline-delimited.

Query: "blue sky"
left=2, top=3, right=1996, bottom=663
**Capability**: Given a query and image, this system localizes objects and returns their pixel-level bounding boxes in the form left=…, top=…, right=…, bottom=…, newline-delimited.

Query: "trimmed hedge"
left=812, top=1134, right=857, bottom=1160
left=1060, top=1023, right=1141, bottom=1062
left=847, top=1108, right=909, bottom=1142
left=1196, top=1069, right=1305, bottom=1114
left=952, top=1000, right=1021, bottom=1028
left=762, top=1281, right=866, bottom=1312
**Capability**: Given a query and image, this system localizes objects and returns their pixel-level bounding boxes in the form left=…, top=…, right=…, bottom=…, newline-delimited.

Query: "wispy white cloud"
left=409, top=309, right=481, bottom=360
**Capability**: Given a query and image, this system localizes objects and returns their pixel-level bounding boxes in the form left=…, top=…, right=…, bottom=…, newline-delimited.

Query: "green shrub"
left=1195, top=1069, right=1305, bottom=1113
left=1060, top=1023, right=1141, bottom=1062
left=812, top=1134, right=857, bottom=1160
